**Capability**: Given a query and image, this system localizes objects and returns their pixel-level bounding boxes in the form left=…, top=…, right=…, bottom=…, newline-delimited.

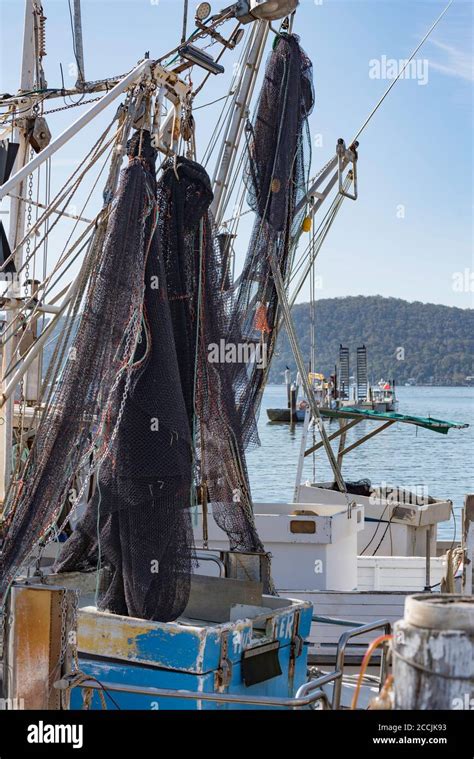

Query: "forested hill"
left=268, top=296, right=473, bottom=386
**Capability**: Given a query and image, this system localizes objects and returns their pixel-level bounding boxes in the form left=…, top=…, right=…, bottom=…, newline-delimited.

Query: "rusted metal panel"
left=5, top=584, right=77, bottom=709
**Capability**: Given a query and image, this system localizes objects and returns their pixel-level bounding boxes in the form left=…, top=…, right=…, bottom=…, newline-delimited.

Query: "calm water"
left=247, top=386, right=474, bottom=540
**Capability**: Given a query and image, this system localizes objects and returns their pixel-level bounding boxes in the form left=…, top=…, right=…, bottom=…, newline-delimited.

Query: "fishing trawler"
left=0, top=0, right=468, bottom=714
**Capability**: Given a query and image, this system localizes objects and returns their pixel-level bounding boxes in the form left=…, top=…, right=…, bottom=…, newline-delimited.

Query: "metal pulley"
left=27, top=116, right=51, bottom=153
left=180, top=109, right=195, bottom=142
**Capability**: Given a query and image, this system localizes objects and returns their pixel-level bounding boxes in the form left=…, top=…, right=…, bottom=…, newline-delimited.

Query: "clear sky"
left=0, top=0, right=472, bottom=308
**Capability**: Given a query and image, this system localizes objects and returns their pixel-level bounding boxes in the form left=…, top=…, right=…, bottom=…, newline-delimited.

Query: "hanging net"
left=230, top=33, right=314, bottom=442
left=0, top=137, right=154, bottom=609
left=0, top=32, right=315, bottom=621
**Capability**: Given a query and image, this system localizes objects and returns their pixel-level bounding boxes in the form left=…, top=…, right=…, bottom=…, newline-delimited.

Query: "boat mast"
left=0, top=0, right=35, bottom=500
left=210, top=19, right=268, bottom=226
left=72, top=0, right=86, bottom=88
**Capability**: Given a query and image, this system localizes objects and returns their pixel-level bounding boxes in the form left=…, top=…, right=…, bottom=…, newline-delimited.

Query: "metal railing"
left=56, top=618, right=391, bottom=711
left=332, top=618, right=391, bottom=709
left=56, top=673, right=331, bottom=710
left=300, top=616, right=391, bottom=710
left=192, top=551, right=226, bottom=577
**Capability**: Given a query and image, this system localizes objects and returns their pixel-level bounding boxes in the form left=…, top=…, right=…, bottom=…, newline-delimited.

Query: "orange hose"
left=351, top=633, right=393, bottom=710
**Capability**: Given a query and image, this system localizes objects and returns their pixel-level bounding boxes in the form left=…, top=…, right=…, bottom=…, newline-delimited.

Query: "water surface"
left=247, top=386, right=474, bottom=540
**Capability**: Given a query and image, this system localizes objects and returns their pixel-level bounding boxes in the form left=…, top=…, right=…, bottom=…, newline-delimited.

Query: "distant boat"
left=359, top=378, right=398, bottom=412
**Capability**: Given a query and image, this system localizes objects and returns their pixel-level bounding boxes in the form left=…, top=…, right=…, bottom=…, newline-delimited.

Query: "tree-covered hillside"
left=269, top=296, right=473, bottom=386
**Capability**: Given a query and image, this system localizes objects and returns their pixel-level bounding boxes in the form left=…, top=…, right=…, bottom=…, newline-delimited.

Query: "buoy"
left=393, top=594, right=474, bottom=709
left=302, top=216, right=311, bottom=232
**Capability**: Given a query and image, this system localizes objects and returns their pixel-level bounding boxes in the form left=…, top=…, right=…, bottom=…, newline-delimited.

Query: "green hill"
left=269, top=295, right=473, bottom=386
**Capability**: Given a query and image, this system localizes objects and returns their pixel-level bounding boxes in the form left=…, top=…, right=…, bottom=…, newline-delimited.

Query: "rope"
left=352, top=0, right=454, bottom=143
left=64, top=672, right=117, bottom=710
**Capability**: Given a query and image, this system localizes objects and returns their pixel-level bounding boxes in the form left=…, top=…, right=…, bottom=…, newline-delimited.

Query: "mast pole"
left=0, top=0, right=36, bottom=501
left=72, top=0, right=86, bottom=87
left=210, top=20, right=268, bottom=226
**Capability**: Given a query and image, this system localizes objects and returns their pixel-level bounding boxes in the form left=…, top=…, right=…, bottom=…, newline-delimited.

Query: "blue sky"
left=0, top=0, right=472, bottom=307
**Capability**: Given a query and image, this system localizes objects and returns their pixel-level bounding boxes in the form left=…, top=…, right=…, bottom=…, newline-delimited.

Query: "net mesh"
left=0, top=33, right=315, bottom=621
left=0, top=144, right=154, bottom=607
left=229, top=33, right=314, bottom=444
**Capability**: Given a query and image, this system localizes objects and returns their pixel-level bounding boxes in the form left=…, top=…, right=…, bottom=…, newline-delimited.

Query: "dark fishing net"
left=229, top=33, right=314, bottom=448
left=0, top=33, right=315, bottom=617
left=55, top=145, right=198, bottom=621
left=161, top=161, right=265, bottom=558
left=0, top=139, right=154, bottom=607
left=56, top=151, right=268, bottom=615
left=190, top=34, right=314, bottom=573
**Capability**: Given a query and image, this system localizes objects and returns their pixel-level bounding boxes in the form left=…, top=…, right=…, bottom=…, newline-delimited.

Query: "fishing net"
left=230, top=33, right=314, bottom=446
left=189, top=33, right=314, bottom=576
left=55, top=144, right=199, bottom=620
left=0, top=32, right=315, bottom=618
left=56, top=150, right=268, bottom=616
left=0, top=137, right=153, bottom=608
left=156, top=157, right=265, bottom=561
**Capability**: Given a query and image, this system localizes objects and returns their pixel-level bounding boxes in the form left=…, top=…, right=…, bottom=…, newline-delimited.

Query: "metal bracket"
left=215, top=630, right=233, bottom=691
left=336, top=138, right=358, bottom=201
left=289, top=609, right=303, bottom=680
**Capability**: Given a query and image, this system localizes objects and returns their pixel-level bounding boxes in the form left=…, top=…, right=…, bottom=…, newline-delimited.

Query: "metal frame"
left=0, top=60, right=191, bottom=202
left=210, top=20, right=269, bottom=225
left=0, top=0, right=35, bottom=498
left=298, top=617, right=391, bottom=710
left=331, top=618, right=391, bottom=709
left=192, top=551, right=226, bottom=576
left=303, top=416, right=363, bottom=458
left=337, top=139, right=358, bottom=201
left=58, top=673, right=331, bottom=709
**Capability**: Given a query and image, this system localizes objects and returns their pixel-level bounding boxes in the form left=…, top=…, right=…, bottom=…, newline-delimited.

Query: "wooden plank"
left=6, top=585, right=75, bottom=709
left=304, top=417, right=362, bottom=457
left=339, top=420, right=396, bottom=457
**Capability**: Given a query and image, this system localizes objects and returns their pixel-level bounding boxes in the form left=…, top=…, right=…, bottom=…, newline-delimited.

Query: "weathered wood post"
left=462, top=494, right=474, bottom=595
left=4, top=583, right=77, bottom=709
left=290, top=383, right=297, bottom=423
left=393, top=594, right=474, bottom=709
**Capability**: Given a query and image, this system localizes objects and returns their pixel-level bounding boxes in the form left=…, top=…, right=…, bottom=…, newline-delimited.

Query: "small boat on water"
left=360, top=379, right=398, bottom=412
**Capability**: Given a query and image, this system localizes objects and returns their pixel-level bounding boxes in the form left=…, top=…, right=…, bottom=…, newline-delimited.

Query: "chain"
left=17, top=376, right=26, bottom=474
left=58, top=589, right=69, bottom=668
left=0, top=97, right=104, bottom=127
left=24, top=148, right=34, bottom=296
left=42, top=96, right=103, bottom=116
left=56, top=588, right=82, bottom=710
